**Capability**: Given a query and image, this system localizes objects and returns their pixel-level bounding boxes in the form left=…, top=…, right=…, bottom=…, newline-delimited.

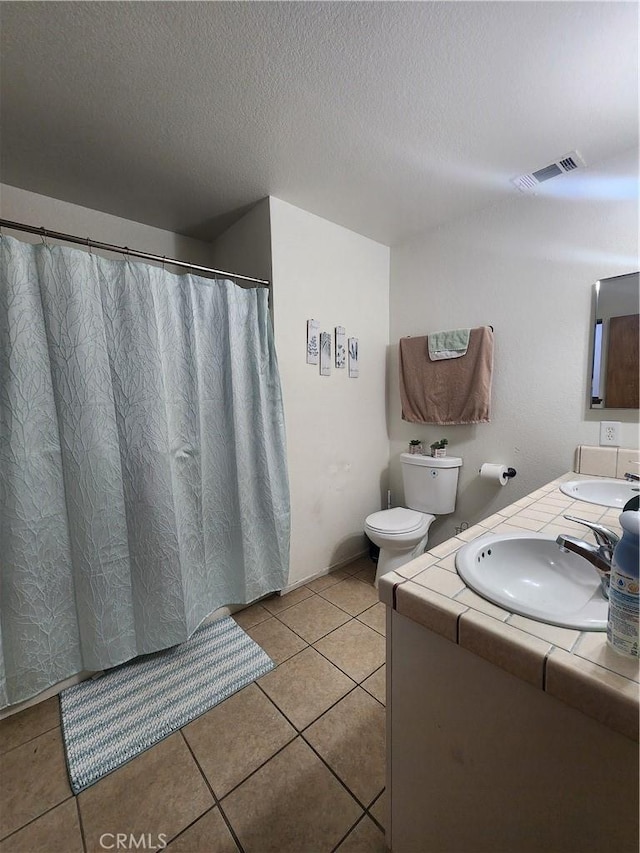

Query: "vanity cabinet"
left=382, top=468, right=639, bottom=853
left=387, top=610, right=638, bottom=853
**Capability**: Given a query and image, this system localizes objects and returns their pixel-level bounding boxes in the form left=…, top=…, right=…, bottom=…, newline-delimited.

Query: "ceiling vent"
left=511, top=150, right=586, bottom=193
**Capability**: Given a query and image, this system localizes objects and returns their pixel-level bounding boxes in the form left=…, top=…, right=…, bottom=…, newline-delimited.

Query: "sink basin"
left=455, top=532, right=607, bottom=631
left=559, top=478, right=638, bottom=509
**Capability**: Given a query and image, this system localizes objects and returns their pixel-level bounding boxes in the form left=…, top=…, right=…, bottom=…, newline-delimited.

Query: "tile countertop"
left=379, top=471, right=640, bottom=742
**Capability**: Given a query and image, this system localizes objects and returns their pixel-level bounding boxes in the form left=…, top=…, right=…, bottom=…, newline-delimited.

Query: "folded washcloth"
left=428, top=328, right=470, bottom=360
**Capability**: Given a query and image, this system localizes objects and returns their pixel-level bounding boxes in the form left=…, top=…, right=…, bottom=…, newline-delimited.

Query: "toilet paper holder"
left=478, top=466, right=517, bottom=478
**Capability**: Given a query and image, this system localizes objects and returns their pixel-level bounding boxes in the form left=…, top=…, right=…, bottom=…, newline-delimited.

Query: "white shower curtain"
left=0, top=235, right=290, bottom=707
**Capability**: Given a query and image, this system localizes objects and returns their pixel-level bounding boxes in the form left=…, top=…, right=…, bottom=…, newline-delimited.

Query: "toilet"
left=365, top=452, right=463, bottom=586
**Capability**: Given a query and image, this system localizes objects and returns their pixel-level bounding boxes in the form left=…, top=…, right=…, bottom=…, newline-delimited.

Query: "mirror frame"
left=589, top=272, right=639, bottom=410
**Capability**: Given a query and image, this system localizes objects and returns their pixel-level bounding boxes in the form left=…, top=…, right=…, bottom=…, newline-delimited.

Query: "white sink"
left=455, top=532, right=607, bottom=631
left=559, top=478, right=638, bottom=509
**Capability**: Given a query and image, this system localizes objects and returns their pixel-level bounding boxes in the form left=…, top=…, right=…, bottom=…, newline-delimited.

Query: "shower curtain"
left=0, top=235, right=290, bottom=707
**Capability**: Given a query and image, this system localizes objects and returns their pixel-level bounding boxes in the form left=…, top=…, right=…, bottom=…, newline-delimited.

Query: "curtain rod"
left=0, top=218, right=270, bottom=287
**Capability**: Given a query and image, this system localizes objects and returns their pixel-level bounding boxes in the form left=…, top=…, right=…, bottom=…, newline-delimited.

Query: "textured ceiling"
left=1, top=1, right=638, bottom=245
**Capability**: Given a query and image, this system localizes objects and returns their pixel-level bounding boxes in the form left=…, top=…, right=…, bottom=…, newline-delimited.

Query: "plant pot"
left=431, top=448, right=446, bottom=458
left=409, top=444, right=422, bottom=455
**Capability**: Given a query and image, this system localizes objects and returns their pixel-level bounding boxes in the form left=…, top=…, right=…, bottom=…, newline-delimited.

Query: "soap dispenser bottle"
left=607, top=510, right=640, bottom=658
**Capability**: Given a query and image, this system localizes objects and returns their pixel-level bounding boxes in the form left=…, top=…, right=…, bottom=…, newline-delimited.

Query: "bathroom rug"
left=60, top=616, right=274, bottom=793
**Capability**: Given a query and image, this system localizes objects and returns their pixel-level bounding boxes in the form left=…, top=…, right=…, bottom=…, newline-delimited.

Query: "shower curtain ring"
left=86, top=237, right=92, bottom=255
left=40, top=227, right=49, bottom=246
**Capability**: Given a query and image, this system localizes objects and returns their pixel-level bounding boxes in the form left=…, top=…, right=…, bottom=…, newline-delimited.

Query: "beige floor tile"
left=318, top=578, right=380, bottom=616
left=0, top=697, right=60, bottom=755
left=183, top=683, right=296, bottom=797
left=78, top=733, right=213, bottom=853
left=167, top=807, right=239, bottom=852
left=361, top=666, right=386, bottom=706
left=0, top=728, right=71, bottom=839
left=305, top=569, right=350, bottom=592
left=369, top=790, right=387, bottom=830
left=232, top=602, right=272, bottom=630
left=353, top=563, right=377, bottom=585
left=258, top=647, right=355, bottom=730
left=261, top=586, right=314, bottom=615
left=0, top=797, right=82, bottom=853
left=314, top=620, right=385, bottom=683
left=357, top=601, right=386, bottom=636
left=275, top=595, right=350, bottom=643
left=336, top=815, right=387, bottom=852
left=304, top=688, right=385, bottom=806
left=221, top=737, right=362, bottom=853
left=340, top=556, right=371, bottom=575
left=246, top=617, right=307, bottom=665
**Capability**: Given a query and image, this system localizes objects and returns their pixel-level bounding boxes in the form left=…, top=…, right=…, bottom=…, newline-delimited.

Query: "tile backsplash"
left=615, top=447, right=640, bottom=479
left=575, top=446, right=640, bottom=478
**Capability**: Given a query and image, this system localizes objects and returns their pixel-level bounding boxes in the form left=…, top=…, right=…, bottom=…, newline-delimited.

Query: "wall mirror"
left=590, top=272, right=639, bottom=409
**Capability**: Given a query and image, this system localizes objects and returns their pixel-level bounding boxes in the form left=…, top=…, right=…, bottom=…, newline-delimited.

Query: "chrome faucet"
left=555, top=515, right=620, bottom=599
left=623, top=472, right=640, bottom=483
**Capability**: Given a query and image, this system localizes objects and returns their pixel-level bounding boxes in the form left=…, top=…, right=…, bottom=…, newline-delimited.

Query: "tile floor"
left=0, top=557, right=387, bottom=853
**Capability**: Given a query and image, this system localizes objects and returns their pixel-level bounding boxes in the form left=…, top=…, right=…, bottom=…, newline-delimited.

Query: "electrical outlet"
left=599, top=421, right=621, bottom=446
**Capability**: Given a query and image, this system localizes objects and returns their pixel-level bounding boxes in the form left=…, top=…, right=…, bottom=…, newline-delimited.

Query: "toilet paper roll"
left=479, top=463, right=510, bottom=486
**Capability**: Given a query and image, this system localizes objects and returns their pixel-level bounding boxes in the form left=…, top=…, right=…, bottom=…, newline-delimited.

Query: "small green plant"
left=409, top=439, right=422, bottom=446
left=430, top=437, right=449, bottom=451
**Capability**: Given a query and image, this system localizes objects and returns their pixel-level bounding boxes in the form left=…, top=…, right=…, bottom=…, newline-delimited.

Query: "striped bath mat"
left=60, top=616, right=274, bottom=793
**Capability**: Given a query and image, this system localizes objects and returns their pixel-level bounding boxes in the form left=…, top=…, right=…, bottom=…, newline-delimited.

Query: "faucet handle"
left=563, top=515, right=620, bottom=551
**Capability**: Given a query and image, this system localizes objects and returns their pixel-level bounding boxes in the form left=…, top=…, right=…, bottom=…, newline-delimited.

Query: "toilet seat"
left=365, top=507, right=428, bottom=535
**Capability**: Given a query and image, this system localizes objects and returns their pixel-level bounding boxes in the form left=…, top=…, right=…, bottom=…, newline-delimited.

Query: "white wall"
left=209, top=198, right=272, bottom=284
left=388, top=148, right=639, bottom=546
left=269, top=197, right=390, bottom=586
left=0, top=184, right=217, bottom=267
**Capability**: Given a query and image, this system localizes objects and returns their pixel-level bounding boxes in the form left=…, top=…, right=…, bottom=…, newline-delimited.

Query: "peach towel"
left=399, top=326, right=494, bottom=424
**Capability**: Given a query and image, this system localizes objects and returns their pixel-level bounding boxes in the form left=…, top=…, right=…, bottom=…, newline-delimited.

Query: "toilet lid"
left=366, top=507, right=426, bottom=534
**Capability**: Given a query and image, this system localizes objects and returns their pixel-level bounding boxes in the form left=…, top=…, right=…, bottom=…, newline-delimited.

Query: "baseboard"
left=280, top=549, right=369, bottom=594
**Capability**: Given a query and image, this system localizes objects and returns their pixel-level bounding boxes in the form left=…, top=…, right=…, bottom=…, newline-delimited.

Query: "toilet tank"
left=400, top=452, right=462, bottom=514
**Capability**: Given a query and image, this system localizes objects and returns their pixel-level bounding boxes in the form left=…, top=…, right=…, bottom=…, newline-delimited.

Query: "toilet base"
left=374, top=535, right=429, bottom=587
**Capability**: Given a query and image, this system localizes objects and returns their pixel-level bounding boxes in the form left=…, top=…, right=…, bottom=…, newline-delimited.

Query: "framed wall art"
left=306, top=319, right=320, bottom=364
left=335, top=326, right=346, bottom=368
left=320, top=331, right=332, bottom=376
left=348, top=337, right=359, bottom=378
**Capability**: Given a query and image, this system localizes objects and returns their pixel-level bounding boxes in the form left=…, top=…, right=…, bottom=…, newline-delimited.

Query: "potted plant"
left=430, top=438, right=448, bottom=458
left=409, top=439, right=423, bottom=455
